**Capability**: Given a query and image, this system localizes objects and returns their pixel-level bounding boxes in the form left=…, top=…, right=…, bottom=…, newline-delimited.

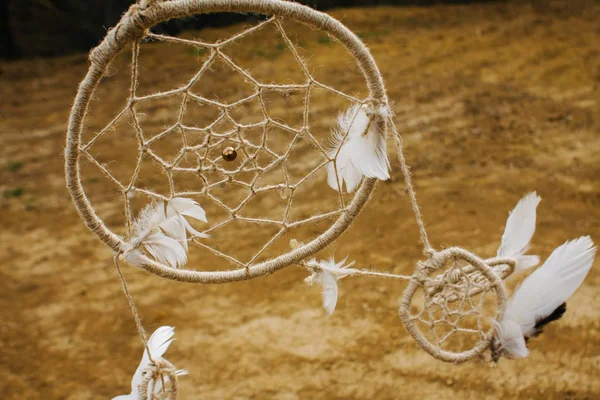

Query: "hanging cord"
left=114, top=253, right=154, bottom=364
left=387, top=115, right=435, bottom=257
left=116, top=252, right=180, bottom=399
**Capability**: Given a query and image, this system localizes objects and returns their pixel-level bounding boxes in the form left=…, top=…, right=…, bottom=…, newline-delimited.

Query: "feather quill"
left=497, top=192, right=541, bottom=271
left=112, top=326, right=188, bottom=400
left=327, top=104, right=391, bottom=193
left=305, top=256, right=356, bottom=315
left=493, top=236, right=596, bottom=359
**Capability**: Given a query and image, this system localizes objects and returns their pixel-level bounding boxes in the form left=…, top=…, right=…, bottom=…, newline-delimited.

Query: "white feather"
left=327, top=104, right=391, bottom=193
left=123, top=250, right=147, bottom=268
left=133, top=201, right=167, bottom=237
left=492, top=319, right=529, bottom=359
left=309, top=256, right=356, bottom=315
left=158, top=213, right=188, bottom=250
left=495, top=236, right=596, bottom=358
left=316, top=270, right=338, bottom=316
left=143, top=233, right=187, bottom=268
left=129, top=201, right=189, bottom=268
left=497, top=192, right=541, bottom=271
left=113, top=326, right=187, bottom=400
left=167, top=197, right=209, bottom=239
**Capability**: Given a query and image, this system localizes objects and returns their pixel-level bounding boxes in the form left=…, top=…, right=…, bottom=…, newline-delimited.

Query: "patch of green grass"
left=253, top=49, right=266, bottom=57
left=318, top=35, right=331, bottom=45
left=4, top=188, right=23, bottom=198
left=8, top=161, right=23, bottom=171
left=275, top=42, right=286, bottom=51
left=86, top=176, right=100, bottom=184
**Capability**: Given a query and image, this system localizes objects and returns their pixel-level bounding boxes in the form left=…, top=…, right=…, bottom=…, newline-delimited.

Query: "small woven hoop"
left=138, top=357, right=179, bottom=400
left=399, top=247, right=508, bottom=363
left=65, top=0, right=388, bottom=283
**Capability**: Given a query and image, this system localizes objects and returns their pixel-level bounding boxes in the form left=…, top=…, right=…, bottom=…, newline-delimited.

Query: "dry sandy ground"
left=1, top=1, right=599, bottom=399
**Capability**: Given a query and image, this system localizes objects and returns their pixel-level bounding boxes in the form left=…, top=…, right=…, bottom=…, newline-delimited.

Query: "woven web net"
left=67, top=2, right=518, bottom=381
left=407, top=257, right=499, bottom=355
left=80, top=16, right=371, bottom=269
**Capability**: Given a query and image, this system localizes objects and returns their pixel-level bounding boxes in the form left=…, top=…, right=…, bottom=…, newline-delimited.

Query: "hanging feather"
left=143, top=233, right=187, bottom=268
left=129, top=201, right=188, bottom=268
left=305, top=256, right=356, bottom=315
left=326, top=104, right=391, bottom=193
left=167, top=197, right=209, bottom=239
left=112, top=326, right=188, bottom=400
left=497, top=192, right=541, bottom=271
left=491, top=236, right=596, bottom=361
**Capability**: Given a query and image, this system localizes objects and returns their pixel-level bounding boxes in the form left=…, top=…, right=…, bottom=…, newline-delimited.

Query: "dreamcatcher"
left=65, top=0, right=596, bottom=398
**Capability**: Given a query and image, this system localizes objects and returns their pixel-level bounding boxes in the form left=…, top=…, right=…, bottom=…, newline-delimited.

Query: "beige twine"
left=398, top=247, right=509, bottom=363
left=116, top=254, right=177, bottom=399
left=66, top=0, right=387, bottom=283
left=66, top=0, right=516, bottom=380
left=139, top=358, right=179, bottom=400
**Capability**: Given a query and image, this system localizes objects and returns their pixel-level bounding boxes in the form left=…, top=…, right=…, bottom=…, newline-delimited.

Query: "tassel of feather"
left=167, top=197, right=209, bottom=239
left=491, top=236, right=596, bottom=361
left=304, top=256, right=356, bottom=315
left=125, top=197, right=209, bottom=268
left=111, top=326, right=188, bottom=400
left=126, top=201, right=188, bottom=268
left=497, top=192, right=542, bottom=272
left=326, top=103, right=391, bottom=193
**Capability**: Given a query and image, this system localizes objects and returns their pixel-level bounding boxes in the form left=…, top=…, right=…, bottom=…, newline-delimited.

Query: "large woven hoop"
left=65, top=0, right=388, bottom=283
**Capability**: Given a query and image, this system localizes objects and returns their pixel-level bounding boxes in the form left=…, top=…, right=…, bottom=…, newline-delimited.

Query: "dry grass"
left=1, top=1, right=599, bottom=399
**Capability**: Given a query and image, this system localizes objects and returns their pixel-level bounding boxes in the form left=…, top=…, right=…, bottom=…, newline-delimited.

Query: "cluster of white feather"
left=302, top=192, right=596, bottom=364
left=327, top=103, right=392, bottom=193
left=492, top=192, right=596, bottom=360
left=113, top=326, right=187, bottom=400
left=125, top=197, right=208, bottom=268
left=304, top=257, right=357, bottom=315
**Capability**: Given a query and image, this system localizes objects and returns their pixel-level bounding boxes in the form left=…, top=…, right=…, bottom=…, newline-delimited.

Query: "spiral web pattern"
left=411, top=260, right=496, bottom=351
left=80, top=17, right=370, bottom=269
left=66, top=2, right=519, bottom=380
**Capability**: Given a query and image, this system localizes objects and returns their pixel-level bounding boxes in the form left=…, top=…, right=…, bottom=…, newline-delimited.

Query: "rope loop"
left=399, top=247, right=509, bottom=364
left=69, top=0, right=386, bottom=284
left=89, top=2, right=149, bottom=67
left=138, top=357, right=179, bottom=400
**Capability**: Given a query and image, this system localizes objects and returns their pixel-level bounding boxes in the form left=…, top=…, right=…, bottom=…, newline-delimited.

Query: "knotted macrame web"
left=82, top=16, right=378, bottom=269
left=66, top=1, right=526, bottom=397
left=409, top=258, right=500, bottom=354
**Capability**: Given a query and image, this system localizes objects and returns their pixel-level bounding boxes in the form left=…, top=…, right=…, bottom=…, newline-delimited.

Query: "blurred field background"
left=1, top=0, right=599, bottom=399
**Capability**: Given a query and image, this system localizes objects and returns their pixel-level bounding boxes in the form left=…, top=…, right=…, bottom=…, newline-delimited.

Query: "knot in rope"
left=364, top=98, right=392, bottom=120
left=89, top=2, right=150, bottom=67
left=413, top=260, right=432, bottom=283
left=139, top=357, right=179, bottom=400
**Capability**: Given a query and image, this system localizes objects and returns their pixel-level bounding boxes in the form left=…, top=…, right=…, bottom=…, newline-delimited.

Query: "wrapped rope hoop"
left=66, top=0, right=388, bottom=284
left=399, top=247, right=509, bottom=363
left=67, top=0, right=553, bottom=379
left=138, top=357, right=180, bottom=400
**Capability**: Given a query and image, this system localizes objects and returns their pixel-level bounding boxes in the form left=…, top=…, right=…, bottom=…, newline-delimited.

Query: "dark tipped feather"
left=530, top=302, right=567, bottom=337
